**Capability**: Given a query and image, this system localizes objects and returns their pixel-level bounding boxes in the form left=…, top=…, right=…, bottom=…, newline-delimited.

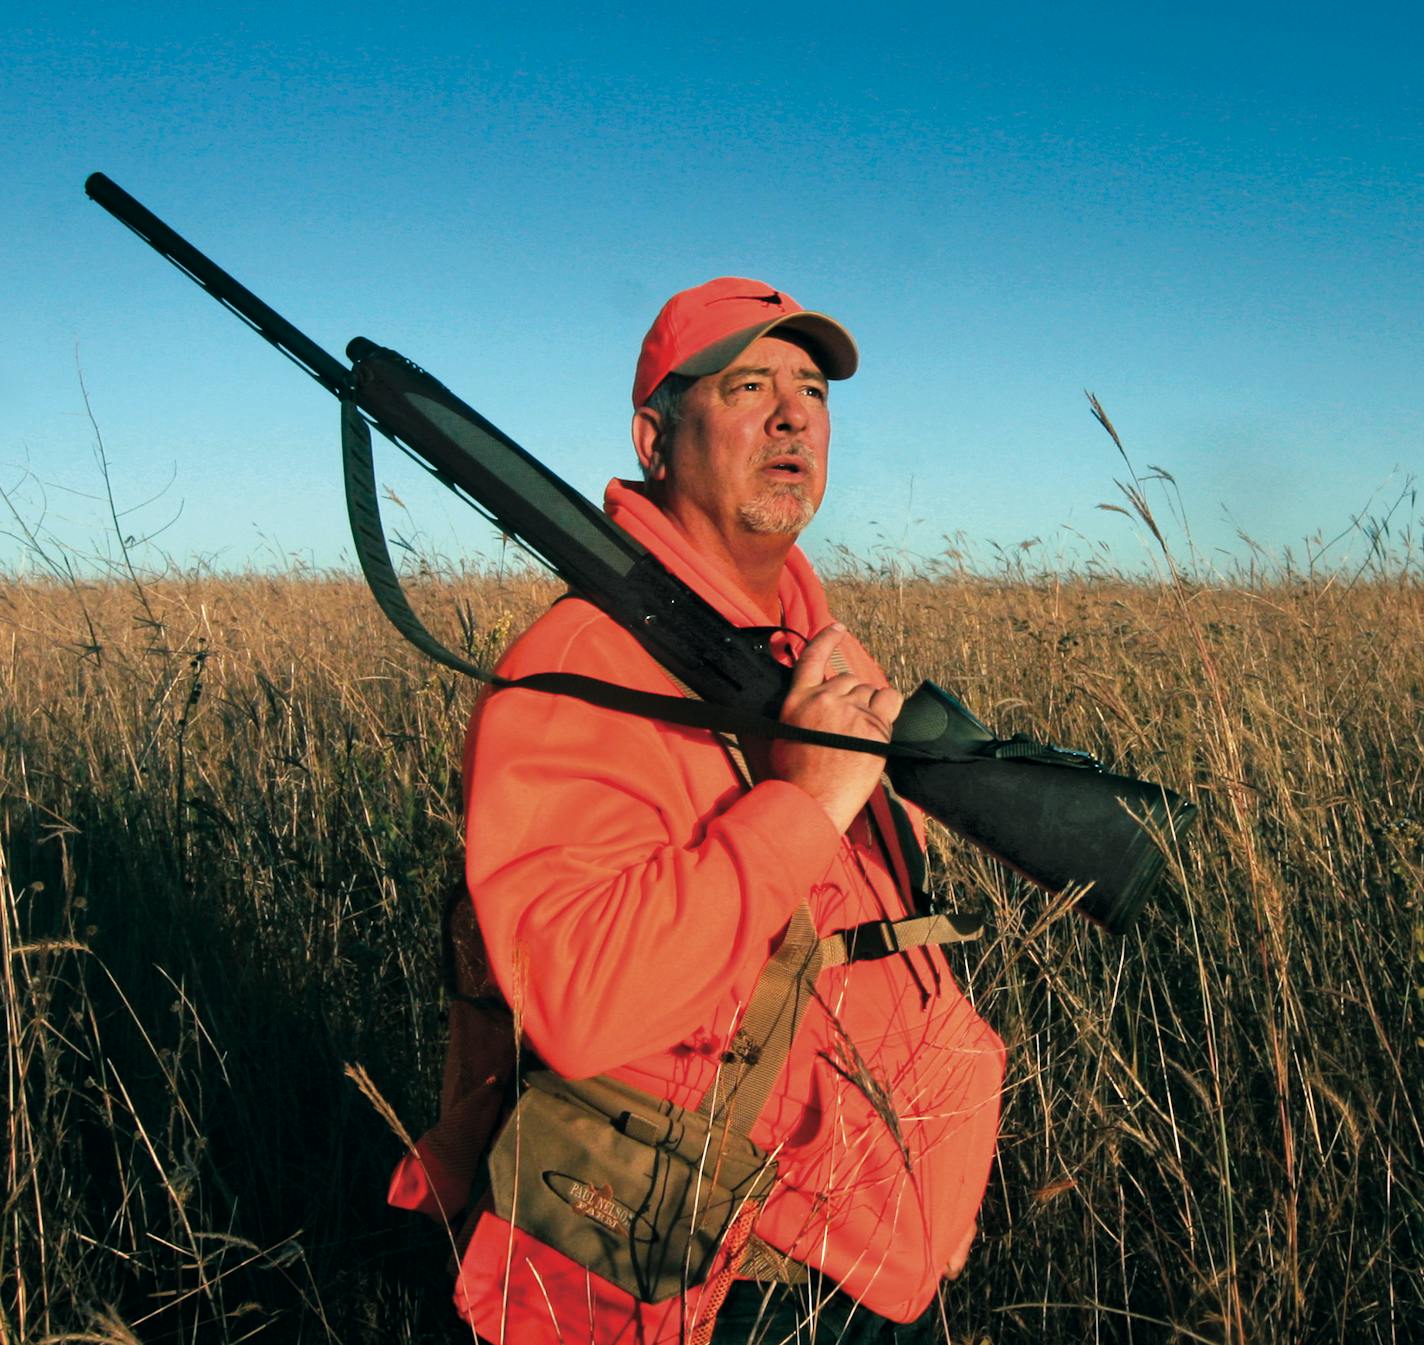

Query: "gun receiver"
left=85, top=172, right=1195, bottom=933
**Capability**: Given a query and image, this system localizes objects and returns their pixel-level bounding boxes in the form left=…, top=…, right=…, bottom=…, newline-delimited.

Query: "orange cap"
left=632, top=277, right=858, bottom=408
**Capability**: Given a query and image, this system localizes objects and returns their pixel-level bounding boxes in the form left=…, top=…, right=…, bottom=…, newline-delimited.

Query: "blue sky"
left=7, top=1, right=1421, bottom=577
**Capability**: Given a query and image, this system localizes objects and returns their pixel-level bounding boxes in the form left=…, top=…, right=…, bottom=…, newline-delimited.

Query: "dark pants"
left=711, top=1279, right=942, bottom=1344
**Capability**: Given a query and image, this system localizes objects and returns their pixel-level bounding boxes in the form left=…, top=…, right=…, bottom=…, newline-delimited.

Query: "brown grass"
left=2, top=561, right=1421, bottom=1343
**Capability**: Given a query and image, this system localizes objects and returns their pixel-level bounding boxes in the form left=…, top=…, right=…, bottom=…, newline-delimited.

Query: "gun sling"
left=341, top=401, right=972, bottom=763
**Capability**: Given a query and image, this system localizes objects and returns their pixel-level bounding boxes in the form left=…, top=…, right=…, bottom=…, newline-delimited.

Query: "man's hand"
left=770, top=624, right=903, bottom=834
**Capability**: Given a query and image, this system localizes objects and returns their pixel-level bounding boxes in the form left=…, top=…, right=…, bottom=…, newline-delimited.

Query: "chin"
left=738, top=487, right=817, bottom=536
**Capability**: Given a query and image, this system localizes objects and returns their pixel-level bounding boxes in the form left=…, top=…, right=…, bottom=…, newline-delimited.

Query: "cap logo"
left=708, top=291, right=783, bottom=308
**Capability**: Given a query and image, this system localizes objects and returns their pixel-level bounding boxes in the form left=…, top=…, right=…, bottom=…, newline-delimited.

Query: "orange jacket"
left=437, top=482, right=1003, bottom=1343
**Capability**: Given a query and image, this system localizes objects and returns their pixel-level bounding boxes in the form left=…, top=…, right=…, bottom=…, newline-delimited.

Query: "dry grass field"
left=3, top=556, right=1421, bottom=1343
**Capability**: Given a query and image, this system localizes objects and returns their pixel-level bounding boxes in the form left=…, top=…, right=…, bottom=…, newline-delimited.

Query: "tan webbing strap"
left=737, top=1234, right=809, bottom=1284
left=707, top=912, right=982, bottom=1122
left=818, top=910, right=983, bottom=968
left=702, top=908, right=982, bottom=1137
left=697, top=903, right=822, bottom=1138
left=659, top=667, right=752, bottom=786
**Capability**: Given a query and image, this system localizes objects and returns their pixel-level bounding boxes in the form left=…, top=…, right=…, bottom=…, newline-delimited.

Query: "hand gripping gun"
left=84, top=172, right=1195, bottom=933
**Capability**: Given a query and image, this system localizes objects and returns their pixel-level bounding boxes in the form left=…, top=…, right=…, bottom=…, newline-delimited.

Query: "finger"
left=789, top=623, right=846, bottom=690
left=867, top=686, right=904, bottom=729
left=848, top=681, right=886, bottom=708
left=828, top=678, right=895, bottom=707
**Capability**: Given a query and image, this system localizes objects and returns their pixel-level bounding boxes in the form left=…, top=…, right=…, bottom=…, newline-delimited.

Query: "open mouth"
left=762, top=455, right=809, bottom=480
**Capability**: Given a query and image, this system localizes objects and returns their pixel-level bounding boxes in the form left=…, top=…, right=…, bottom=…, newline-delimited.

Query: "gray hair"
left=641, top=372, right=697, bottom=479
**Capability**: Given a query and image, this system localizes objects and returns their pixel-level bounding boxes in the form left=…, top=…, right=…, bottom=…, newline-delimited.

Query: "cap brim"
left=673, top=312, right=859, bottom=382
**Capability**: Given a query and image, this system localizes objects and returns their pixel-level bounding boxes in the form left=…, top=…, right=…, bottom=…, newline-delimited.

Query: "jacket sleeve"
left=463, top=602, right=844, bottom=1080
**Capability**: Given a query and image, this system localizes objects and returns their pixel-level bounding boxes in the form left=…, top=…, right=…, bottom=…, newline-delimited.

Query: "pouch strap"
left=700, top=903, right=823, bottom=1139
left=819, top=910, right=982, bottom=967
left=736, top=1234, right=811, bottom=1284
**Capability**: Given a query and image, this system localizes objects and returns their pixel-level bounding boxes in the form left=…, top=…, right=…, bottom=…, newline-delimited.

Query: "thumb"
left=790, top=623, right=846, bottom=690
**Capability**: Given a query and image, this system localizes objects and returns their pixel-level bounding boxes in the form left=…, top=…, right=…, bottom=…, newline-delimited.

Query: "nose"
left=766, top=384, right=809, bottom=436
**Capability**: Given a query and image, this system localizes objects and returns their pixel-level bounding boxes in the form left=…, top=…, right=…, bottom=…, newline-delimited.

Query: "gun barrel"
left=81, top=174, right=788, bottom=711
left=84, top=172, right=352, bottom=398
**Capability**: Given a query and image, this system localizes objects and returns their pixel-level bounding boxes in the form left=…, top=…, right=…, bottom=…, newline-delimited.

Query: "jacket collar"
left=603, top=479, right=832, bottom=641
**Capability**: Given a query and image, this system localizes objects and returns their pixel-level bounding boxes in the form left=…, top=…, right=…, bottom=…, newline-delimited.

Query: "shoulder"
left=495, top=596, right=678, bottom=693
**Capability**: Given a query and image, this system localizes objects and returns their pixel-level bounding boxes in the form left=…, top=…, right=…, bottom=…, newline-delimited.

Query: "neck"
left=655, top=495, right=794, bottom=623
left=728, top=542, right=792, bottom=623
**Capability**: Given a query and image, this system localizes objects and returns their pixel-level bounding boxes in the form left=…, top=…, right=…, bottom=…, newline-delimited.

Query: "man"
left=396, top=279, right=1005, bottom=1343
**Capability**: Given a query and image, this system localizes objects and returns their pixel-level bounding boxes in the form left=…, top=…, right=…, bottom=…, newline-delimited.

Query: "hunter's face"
left=650, top=333, right=830, bottom=548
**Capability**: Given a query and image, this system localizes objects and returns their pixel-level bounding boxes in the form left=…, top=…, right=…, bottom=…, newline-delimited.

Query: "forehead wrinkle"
left=717, top=363, right=828, bottom=386
left=720, top=364, right=771, bottom=380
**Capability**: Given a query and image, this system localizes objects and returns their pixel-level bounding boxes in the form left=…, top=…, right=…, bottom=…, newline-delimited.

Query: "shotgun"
left=84, top=171, right=1195, bottom=932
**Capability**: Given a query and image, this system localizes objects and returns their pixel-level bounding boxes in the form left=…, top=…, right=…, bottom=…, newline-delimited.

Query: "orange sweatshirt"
left=439, top=481, right=1003, bottom=1343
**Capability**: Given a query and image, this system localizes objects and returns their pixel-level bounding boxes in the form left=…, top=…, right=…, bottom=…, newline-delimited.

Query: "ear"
left=631, top=407, right=669, bottom=481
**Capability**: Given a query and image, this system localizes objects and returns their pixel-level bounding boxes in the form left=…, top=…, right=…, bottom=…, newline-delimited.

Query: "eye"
left=802, top=385, right=827, bottom=401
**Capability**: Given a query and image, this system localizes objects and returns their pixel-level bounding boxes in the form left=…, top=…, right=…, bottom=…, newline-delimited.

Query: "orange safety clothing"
left=400, top=480, right=1004, bottom=1344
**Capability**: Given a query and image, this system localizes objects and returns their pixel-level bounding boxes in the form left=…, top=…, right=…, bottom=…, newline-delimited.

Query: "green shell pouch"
left=487, top=1069, right=776, bottom=1303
